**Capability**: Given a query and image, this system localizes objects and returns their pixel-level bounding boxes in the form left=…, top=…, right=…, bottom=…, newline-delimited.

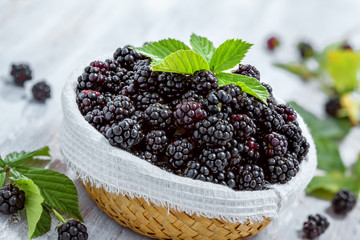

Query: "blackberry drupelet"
left=265, top=156, right=299, bottom=184
left=237, top=165, right=265, bottom=191
left=203, top=89, right=232, bottom=114
left=10, top=63, right=32, bottom=86
left=298, top=42, right=314, bottom=60
left=113, top=45, right=146, bottom=69
left=133, top=59, right=159, bottom=92
left=325, top=98, right=341, bottom=117
left=166, top=139, right=194, bottom=170
left=144, top=103, right=173, bottom=130
left=238, top=137, right=260, bottom=164
left=199, top=147, right=231, bottom=174
left=184, top=160, right=213, bottom=182
left=303, top=214, right=329, bottom=239
left=0, top=184, right=25, bottom=214
left=105, top=118, right=143, bottom=150
left=131, top=91, right=164, bottom=111
left=232, top=64, right=260, bottom=80
left=332, top=189, right=357, bottom=214
left=230, top=114, right=256, bottom=139
left=263, top=132, right=288, bottom=157
left=77, top=61, right=109, bottom=92
left=32, top=81, right=51, bottom=102
left=157, top=72, right=188, bottom=99
left=103, top=95, right=135, bottom=122
left=275, top=104, right=297, bottom=122
left=58, top=219, right=88, bottom=240
left=84, top=109, right=106, bottom=130
left=76, top=90, right=106, bottom=115
left=190, top=70, right=218, bottom=94
left=145, top=130, right=168, bottom=153
left=173, top=101, right=207, bottom=130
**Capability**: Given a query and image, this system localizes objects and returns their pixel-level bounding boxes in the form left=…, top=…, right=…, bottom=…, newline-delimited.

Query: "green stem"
left=52, top=208, right=67, bottom=223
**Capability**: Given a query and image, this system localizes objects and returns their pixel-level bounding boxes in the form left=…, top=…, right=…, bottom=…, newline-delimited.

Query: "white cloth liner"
left=60, top=60, right=317, bottom=224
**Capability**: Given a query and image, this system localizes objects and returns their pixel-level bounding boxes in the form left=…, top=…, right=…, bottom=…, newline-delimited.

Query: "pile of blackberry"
left=75, top=45, right=310, bottom=191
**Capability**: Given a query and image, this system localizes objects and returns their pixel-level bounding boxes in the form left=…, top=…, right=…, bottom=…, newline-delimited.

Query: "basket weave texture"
left=83, top=182, right=271, bottom=240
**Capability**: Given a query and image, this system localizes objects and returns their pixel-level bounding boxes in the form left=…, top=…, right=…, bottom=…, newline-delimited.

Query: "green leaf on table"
left=210, top=39, right=252, bottom=73
left=314, top=137, right=346, bottom=173
left=353, top=153, right=360, bottom=180
left=217, top=72, right=269, bottom=104
left=5, top=146, right=50, bottom=167
left=190, top=33, right=216, bottom=63
left=151, top=50, right=209, bottom=74
left=306, top=172, right=360, bottom=200
left=31, top=206, right=51, bottom=239
left=16, top=166, right=83, bottom=222
left=274, top=63, right=318, bottom=80
left=0, top=171, right=6, bottom=187
left=16, top=178, right=44, bottom=239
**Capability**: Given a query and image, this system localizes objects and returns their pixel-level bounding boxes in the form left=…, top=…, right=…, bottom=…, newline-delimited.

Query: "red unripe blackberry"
left=145, top=130, right=168, bottom=154
left=332, top=189, right=357, bottom=214
left=303, top=214, right=329, bottom=239
left=230, top=114, right=256, bottom=139
left=76, top=90, right=106, bottom=115
left=58, top=219, right=88, bottom=240
left=267, top=36, right=280, bottom=51
left=275, top=104, right=297, bottom=122
left=190, top=70, right=218, bottom=95
left=113, top=45, right=146, bottom=70
left=232, top=64, right=260, bottom=80
left=237, top=165, right=265, bottom=191
left=32, top=81, right=51, bottom=102
left=166, top=139, right=194, bottom=170
left=265, top=156, right=299, bottom=184
left=103, top=95, right=135, bottom=122
left=0, top=184, right=25, bottom=214
left=144, top=103, right=173, bottom=130
left=10, top=63, right=32, bottom=86
left=174, top=101, right=207, bottom=130
left=263, top=132, right=288, bottom=157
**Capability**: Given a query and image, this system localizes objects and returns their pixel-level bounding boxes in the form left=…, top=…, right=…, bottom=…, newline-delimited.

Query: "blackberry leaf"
left=0, top=172, right=5, bottom=187
left=190, top=33, right=216, bottom=63
left=32, top=207, right=51, bottom=239
left=274, top=63, right=318, bottom=81
left=210, top=39, right=253, bottom=72
left=5, top=146, right=50, bottom=167
left=314, top=137, right=345, bottom=173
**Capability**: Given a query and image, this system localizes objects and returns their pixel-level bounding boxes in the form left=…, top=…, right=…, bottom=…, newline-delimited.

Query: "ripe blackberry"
left=238, top=137, right=260, bottom=164
left=77, top=61, right=109, bottom=92
left=233, top=92, right=264, bottom=119
left=225, top=139, right=240, bottom=159
left=184, top=160, right=213, bottom=182
left=144, top=103, right=173, bottom=130
left=58, top=219, right=88, bottom=240
left=303, top=214, right=329, bottom=239
left=145, top=130, right=168, bottom=153
left=105, top=118, right=143, bottom=150
left=98, top=124, right=111, bottom=137
left=263, top=132, right=288, bottom=157
left=190, top=70, right=218, bottom=95
left=203, top=90, right=232, bottom=114
left=275, top=104, right=297, bottom=122
left=76, top=90, right=106, bottom=115
left=32, top=81, right=51, bottom=102
left=131, top=110, right=144, bottom=125
left=280, top=123, right=302, bottom=143
left=10, top=63, right=32, bottom=86
left=166, top=139, right=194, bottom=170
left=267, top=36, right=280, bottom=51
left=84, top=109, right=106, bottom=130
left=131, top=91, right=164, bottom=111
left=219, top=169, right=237, bottom=189
left=193, top=116, right=234, bottom=147
left=265, top=156, right=299, bottom=184
left=236, top=165, right=265, bottom=191
left=174, top=101, right=207, bottom=130
left=325, top=98, right=341, bottom=117
left=289, top=136, right=310, bottom=161
left=230, top=114, right=256, bottom=139
left=133, top=59, right=159, bottom=92
left=298, top=42, right=314, bottom=60
left=135, top=150, right=163, bottom=166
left=103, top=95, right=135, bottom=122
left=113, top=45, right=146, bottom=69
left=180, top=90, right=205, bottom=103
left=199, top=147, right=231, bottom=175
left=232, top=64, right=260, bottom=80
left=0, top=184, right=25, bottom=214
left=258, top=107, right=285, bottom=134
left=332, top=189, right=357, bottom=214
left=157, top=72, right=188, bottom=99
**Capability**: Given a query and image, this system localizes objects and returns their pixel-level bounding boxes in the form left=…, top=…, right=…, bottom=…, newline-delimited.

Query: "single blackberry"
left=102, top=59, right=127, bottom=93
left=265, top=156, right=299, bottom=184
left=193, top=116, right=234, bottom=147
left=184, top=160, right=213, bottom=182
left=0, top=184, right=25, bottom=214
left=10, top=63, right=32, bottom=86
left=133, top=59, right=159, bottom=92
left=135, top=151, right=163, bottom=166
left=77, top=61, right=109, bottom=92
left=145, top=130, right=168, bottom=153
left=103, top=95, right=135, bottom=122
left=58, top=219, right=88, bottom=240
left=289, top=136, right=310, bottom=161
left=131, top=91, right=164, bottom=111
left=232, top=64, right=260, bottom=80
left=263, top=132, right=288, bottom=157
left=275, top=104, right=297, bottom=122
left=203, top=90, right=232, bottom=114
left=189, top=70, right=218, bottom=95
left=157, top=72, right=188, bottom=99
left=238, top=137, right=260, bottom=164
left=173, top=101, right=207, bottom=130
left=32, top=81, right=51, bottom=102
left=325, top=98, right=341, bottom=117
left=280, top=123, right=302, bottom=143
left=199, top=147, right=231, bottom=175
left=303, top=214, right=329, bottom=239
left=76, top=90, right=106, bottom=115
left=258, top=107, right=285, bottom=134
left=233, top=92, right=264, bottom=119
left=166, top=139, right=194, bottom=170
left=332, top=189, right=357, bottom=214
left=222, top=169, right=237, bottom=189
left=105, top=118, right=143, bottom=150
left=180, top=90, right=205, bottom=103
left=298, top=42, right=314, bottom=60
left=267, top=36, right=280, bottom=51
left=237, top=165, right=265, bottom=191
left=113, top=45, right=146, bottom=69
left=225, top=139, right=240, bottom=159
left=144, top=103, right=173, bottom=130
left=84, top=109, right=106, bottom=130
left=230, top=114, right=256, bottom=139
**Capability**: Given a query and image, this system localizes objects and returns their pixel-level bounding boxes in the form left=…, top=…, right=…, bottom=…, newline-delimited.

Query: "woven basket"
left=82, top=181, right=271, bottom=240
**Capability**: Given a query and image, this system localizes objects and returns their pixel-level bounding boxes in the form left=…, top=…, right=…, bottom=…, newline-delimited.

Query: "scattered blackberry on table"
left=103, top=95, right=135, bottom=122
left=189, top=70, right=218, bottom=95
left=230, top=114, right=256, bottom=139
left=144, top=103, right=173, bottom=130
left=76, top=90, right=106, bottom=115
left=303, top=214, right=329, bottom=239
left=265, top=156, right=299, bottom=184
left=157, top=72, right=189, bottom=100
left=145, top=130, right=168, bottom=154
left=58, top=219, right=88, bottom=240
left=10, top=63, right=32, bottom=86
left=113, top=45, right=146, bottom=69
left=325, top=98, right=341, bottom=117
left=131, top=91, right=164, bottom=111
left=275, top=104, right=297, bottom=122
left=0, top=184, right=25, bottom=214
left=133, top=59, right=159, bottom=92
left=199, top=146, right=231, bottom=174
left=297, top=42, right=314, bottom=60
left=266, top=36, right=280, bottom=51
left=166, top=139, right=194, bottom=170
left=263, top=132, right=288, bottom=157
left=232, top=64, right=260, bottom=80
left=332, top=189, right=357, bottom=214
left=173, top=101, right=207, bottom=130
left=32, top=81, right=51, bottom=102
left=236, top=165, right=265, bottom=191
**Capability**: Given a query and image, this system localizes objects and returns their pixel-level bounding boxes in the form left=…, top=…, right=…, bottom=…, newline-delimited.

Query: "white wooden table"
left=1, top=0, right=360, bottom=239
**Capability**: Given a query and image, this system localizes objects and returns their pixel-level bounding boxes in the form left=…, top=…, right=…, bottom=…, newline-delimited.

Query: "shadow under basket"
left=82, top=181, right=271, bottom=240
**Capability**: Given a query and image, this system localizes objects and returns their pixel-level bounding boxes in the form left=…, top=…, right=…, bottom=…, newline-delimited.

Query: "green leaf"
left=5, top=146, right=50, bottom=167
left=16, top=178, right=44, bottom=239
left=0, top=158, right=5, bottom=167
left=314, top=137, right=346, bottom=173
left=31, top=206, right=51, bottom=239
left=306, top=172, right=360, bottom=200
left=317, top=41, right=347, bottom=70
left=274, top=63, right=318, bottom=80
left=151, top=50, right=209, bottom=74
left=16, top=166, right=83, bottom=222
left=190, top=33, right=216, bottom=63
left=217, top=72, right=269, bottom=104
left=210, top=39, right=252, bottom=73
left=0, top=172, right=6, bottom=187
left=353, top=153, right=360, bottom=180
left=20, top=158, right=51, bottom=169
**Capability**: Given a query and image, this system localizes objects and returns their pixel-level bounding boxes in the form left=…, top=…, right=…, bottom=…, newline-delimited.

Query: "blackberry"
left=265, top=156, right=299, bottom=184
left=236, top=165, right=265, bottom=191
left=98, top=124, right=111, bottom=137
left=221, top=169, right=237, bottom=189
left=230, top=114, right=256, bottom=139
left=131, top=110, right=144, bottom=125
left=184, top=160, right=213, bottom=182
left=131, top=91, right=164, bottom=111
left=280, top=123, right=302, bottom=143
left=84, top=109, right=106, bottom=130
left=233, top=92, right=264, bottom=119
left=225, top=139, right=240, bottom=159
left=238, top=137, right=260, bottom=164
left=342, top=42, right=353, bottom=51
left=135, top=151, right=162, bottom=166
left=173, top=101, right=207, bottom=130
left=263, top=132, right=288, bottom=157
left=113, top=45, right=146, bottom=69
left=325, top=98, right=341, bottom=117
left=232, top=64, right=260, bottom=80
left=289, top=136, right=309, bottom=161
left=144, top=103, right=173, bottom=130
left=267, top=36, right=280, bottom=51
left=203, top=90, right=232, bottom=114
left=166, top=139, right=194, bottom=170
left=77, top=61, right=109, bottom=92
left=133, top=59, right=159, bottom=92
left=298, top=42, right=314, bottom=60
left=189, top=70, right=218, bottom=95
left=332, top=189, right=357, bottom=214
left=76, top=90, right=106, bottom=115
left=32, top=81, right=51, bottom=102
left=10, top=63, right=32, bottom=86
left=103, top=95, right=135, bottom=122
left=180, top=90, right=205, bottom=103
left=275, top=104, right=297, bottom=122
left=199, top=147, right=231, bottom=175
left=258, top=107, right=285, bottom=134
left=105, top=118, right=143, bottom=150
left=58, top=220, right=88, bottom=240
left=193, top=116, right=234, bottom=147
left=303, top=214, right=329, bottom=239
left=0, top=184, right=25, bottom=214
left=145, top=130, right=168, bottom=153
left=157, top=72, right=188, bottom=99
